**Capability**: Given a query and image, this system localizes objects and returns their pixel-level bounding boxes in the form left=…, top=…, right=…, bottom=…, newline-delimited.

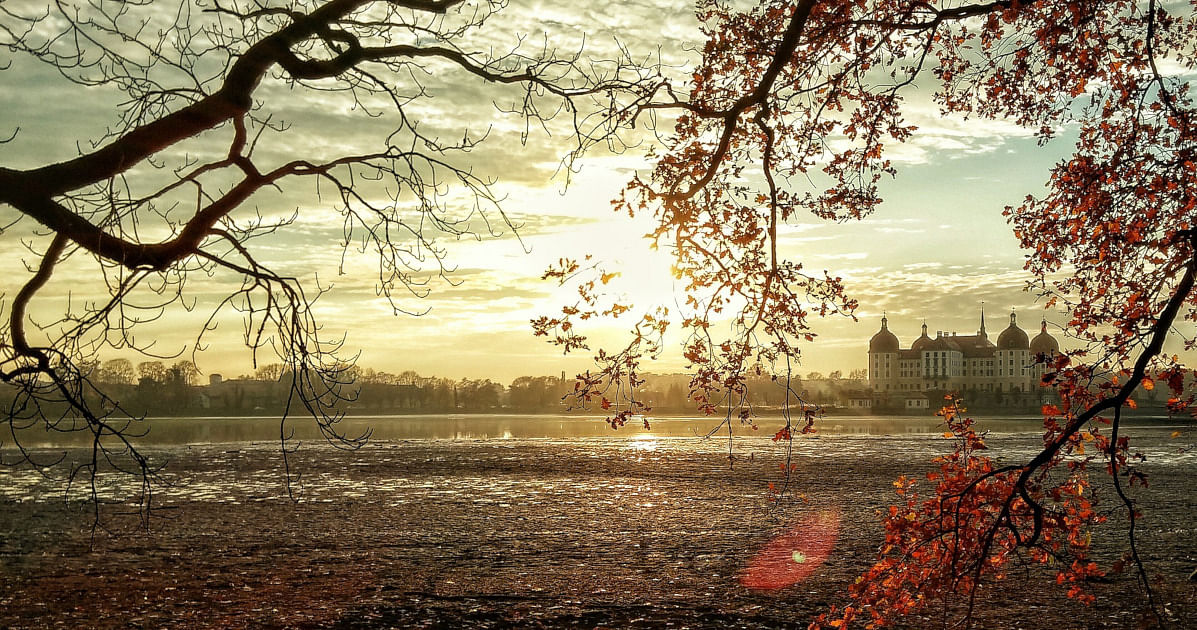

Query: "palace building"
left=867, top=309, right=1059, bottom=411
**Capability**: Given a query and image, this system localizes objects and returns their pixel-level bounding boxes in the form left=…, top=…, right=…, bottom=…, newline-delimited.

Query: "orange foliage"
left=543, top=1, right=1195, bottom=625
left=812, top=399, right=1106, bottom=629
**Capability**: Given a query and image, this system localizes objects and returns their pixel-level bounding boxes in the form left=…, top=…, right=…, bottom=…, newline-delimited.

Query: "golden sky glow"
left=3, top=2, right=1191, bottom=384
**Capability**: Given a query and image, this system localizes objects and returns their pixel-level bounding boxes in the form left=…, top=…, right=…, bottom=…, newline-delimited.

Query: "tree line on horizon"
left=23, top=358, right=871, bottom=416
left=14, top=358, right=1168, bottom=418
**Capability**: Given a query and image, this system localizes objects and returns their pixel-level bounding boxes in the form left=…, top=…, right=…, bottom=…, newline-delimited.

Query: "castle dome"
left=1030, top=319, right=1060, bottom=355
left=926, top=336, right=953, bottom=351
left=869, top=315, right=899, bottom=353
left=997, top=310, right=1029, bottom=349
left=910, top=320, right=932, bottom=352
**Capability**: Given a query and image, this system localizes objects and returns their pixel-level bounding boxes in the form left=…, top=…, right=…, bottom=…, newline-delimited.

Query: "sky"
left=0, top=1, right=1156, bottom=384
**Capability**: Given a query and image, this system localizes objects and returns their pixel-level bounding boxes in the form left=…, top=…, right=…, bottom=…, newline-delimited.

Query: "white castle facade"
left=867, top=310, right=1059, bottom=411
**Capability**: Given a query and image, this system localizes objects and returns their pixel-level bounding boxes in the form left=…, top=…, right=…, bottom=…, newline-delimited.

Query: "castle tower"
left=1029, top=318, right=1062, bottom=404
left=868, top=314, right=900, bottom=391
left=996, top=309, right=1031, bottom=395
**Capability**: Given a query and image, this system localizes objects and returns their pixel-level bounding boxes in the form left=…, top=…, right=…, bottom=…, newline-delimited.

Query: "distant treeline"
left=14, top=359, right=876, bottom=417
left=0, top=359, right=1176, bottom=418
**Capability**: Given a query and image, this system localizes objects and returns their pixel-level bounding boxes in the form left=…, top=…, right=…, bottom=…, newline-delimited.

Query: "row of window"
left=880, top=382, right=1016, bottom=393
left=874, top=354, right=1036, bottom=381
left=874, top=368, right=1042, bottom=382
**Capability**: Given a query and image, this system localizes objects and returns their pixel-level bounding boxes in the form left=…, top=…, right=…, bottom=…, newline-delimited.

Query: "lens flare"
left=738, top=508, right=841, bottom=590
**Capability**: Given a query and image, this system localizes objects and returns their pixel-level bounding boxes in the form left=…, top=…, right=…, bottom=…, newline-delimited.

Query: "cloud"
left=820, top=252, right=869, bottom=261
left=8, top=1, right=1151, bottom=383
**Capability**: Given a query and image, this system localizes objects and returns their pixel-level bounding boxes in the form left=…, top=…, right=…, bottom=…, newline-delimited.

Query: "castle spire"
left=1010, top=308, right=1017, bottom=327
left=921, top=319, right=928, bottom=337
left=979, top=302, right=987, bottom=337
left=881, top=311, right=888, bottom=329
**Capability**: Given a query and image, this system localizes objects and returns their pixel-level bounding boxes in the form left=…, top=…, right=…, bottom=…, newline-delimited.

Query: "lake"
left=1, top=414, right=1194, bottom=628
left=6, top=412, right=1194, bottom=446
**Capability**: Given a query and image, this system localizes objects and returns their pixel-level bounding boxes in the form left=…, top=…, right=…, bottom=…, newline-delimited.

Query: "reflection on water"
left=628, top=434, right=661, bottom=452
left=3, top=412, right=1191, bottom=447
left=4, top=424, right=1196, bottom=507
left=3, top=427, right=1195, bottom=629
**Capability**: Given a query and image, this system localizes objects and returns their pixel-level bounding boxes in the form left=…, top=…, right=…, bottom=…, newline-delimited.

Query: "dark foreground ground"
left=1, top=431, right=1194, bottom=629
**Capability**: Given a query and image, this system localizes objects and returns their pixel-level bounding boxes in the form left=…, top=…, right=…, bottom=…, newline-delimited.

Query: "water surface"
left=6, top=412, right=1191, bottom=447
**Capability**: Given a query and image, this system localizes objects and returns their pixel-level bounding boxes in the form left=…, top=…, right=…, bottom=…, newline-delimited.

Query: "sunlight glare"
left=627, top=434, right=660, bottom=452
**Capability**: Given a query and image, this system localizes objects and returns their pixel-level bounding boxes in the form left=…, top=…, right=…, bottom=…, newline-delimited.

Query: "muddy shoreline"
left=2, top=433, right=1194, bottom=628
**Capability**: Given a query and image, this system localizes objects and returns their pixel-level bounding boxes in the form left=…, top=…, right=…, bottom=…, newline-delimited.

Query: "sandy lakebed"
left=1, top=415, right=1195, bottom=629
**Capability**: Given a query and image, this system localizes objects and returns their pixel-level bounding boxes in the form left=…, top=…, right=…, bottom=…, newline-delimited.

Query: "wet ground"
left=1, top=428, right=1194, bottom=628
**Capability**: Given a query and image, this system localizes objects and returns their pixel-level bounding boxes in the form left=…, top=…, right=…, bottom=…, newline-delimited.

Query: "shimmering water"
left=2, top=417, right=1195, bottom=629
left=2, top=419, right=1194, bottom=504
left=4, top=412, right=1192, bottom=446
